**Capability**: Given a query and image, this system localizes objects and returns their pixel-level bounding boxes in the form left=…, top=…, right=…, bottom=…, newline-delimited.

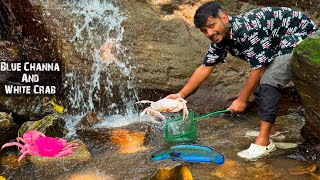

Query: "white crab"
left=136, top=98, right=189, bottom=124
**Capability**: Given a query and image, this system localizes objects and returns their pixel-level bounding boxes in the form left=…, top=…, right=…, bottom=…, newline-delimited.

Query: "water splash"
left=63, top=0, right=138, bottom=113
left=41, top=0, right=141, bottom=134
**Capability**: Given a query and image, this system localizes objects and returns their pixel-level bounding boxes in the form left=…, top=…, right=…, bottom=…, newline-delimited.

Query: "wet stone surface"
left=1, top=111, right=318, bottom=180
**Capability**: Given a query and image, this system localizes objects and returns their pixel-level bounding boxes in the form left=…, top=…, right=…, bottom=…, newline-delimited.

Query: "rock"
left=66, top=173, right=115, bottom=180
left=18, top=114, right=67, bottom=138
left=0, top=0, right=318, bottom=118
left=120, top=0, right=250, bottom=110
left=286, top=143, right=320, bottom=162
left=28, top=139, right=90, bottom=167
left=212, top=160, right=246, bottom=179
left=0, top=153, right=24, bottom=169
left=149, top=165, right=193, bottom=180
left=75, top=112, right=102, bottom=129
left=76, top=122, right=152, bottom=152
left=274, top=142, right=299, bottom=149
left=0, top=112, right=19, bottom=147
left=291, top=31, right=320, bottom=143
left=110, top=129, right=147, bottom=154
left=0, top=0, right=62, bottom=123
left=288, top=163, right=318, bottom=175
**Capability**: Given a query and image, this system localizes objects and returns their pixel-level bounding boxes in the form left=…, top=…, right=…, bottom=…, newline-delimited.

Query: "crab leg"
left=62, top=143, right=77, bottom=150
left=146, top=110, right=162, bottom=124
left=54, top=149, right=75, bottom=157
left=1, top=142, right=24, bottom=149
left=18, top=150, right=36, bottom=162
left=182, top=103, right=189, bottom=121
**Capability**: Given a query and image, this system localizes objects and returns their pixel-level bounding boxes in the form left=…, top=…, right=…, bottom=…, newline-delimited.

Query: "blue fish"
left=150, top=144, right=224, bottom=165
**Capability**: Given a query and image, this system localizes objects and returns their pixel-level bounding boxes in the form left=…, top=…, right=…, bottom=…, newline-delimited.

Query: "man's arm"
left=228, top=66, right=265, bottom=113
left=167, top=65, right=214, bottom=99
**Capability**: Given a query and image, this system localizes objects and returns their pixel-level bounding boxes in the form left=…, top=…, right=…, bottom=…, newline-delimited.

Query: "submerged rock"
left=76, top=122, right=152, bottom=153
left=291, top=31, right=320, bottom=143
left=288, top=163, right=318, bottom=175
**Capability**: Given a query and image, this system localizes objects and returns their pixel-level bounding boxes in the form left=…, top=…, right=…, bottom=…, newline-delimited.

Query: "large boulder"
left=1, top=0, right=319, bottom=119
left=119, top=0, right=251, bottom=110
left=291, top=31, right=320, bottom=143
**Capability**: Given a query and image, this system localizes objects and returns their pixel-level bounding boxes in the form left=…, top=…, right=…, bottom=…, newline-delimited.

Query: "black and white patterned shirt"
left=203, top=7, right=318, bottom=69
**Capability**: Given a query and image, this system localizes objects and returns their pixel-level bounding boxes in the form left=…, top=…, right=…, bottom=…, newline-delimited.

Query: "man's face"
left=200, top=13, right=229, bottom=43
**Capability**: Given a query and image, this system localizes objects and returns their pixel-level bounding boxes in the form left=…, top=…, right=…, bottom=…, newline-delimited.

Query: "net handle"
left=193, top=109, right=230, bottom=121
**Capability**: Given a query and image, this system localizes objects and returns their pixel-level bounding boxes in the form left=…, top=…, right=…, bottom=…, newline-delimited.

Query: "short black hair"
left=194, top=1, right=222, bottom=28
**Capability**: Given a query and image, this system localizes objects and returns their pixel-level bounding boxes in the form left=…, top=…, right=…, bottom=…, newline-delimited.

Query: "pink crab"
left=1, top=130, right=77, bottom=162
left=136, top=98, right=189, bottom=124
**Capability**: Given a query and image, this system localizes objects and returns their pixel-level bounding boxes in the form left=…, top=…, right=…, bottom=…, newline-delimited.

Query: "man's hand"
left=165, top=93, right=181, bottom=99
left=228, top=98, right=247, bottom=113
left=228, top=67, right=265, bottom=113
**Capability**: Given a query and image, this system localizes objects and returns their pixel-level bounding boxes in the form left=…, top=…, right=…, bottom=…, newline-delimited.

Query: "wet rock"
left=110, top=129, right=147, bottom=154
left=76, top=122, right=152, bottom=153
left=212, top=160, right=246, bottom=179
left=0, top=112, right=19, bottom=147
left=212, top=160, right=283, bottom=179
left=286, top=143, right=320, bottom=163
left=0, top=153, right=24, bottom=169
left=149, top=165, right=193, bottom=180
left=291, top=31, right=320, bottom=143
left=75, top=111, right=102, bottom=129
left=274, top=142, right=299, bottom=149
left=66, top=173, right=115, bottom=180
left=19, top=114, right=67, bottom=138
left=288, top=163, right=318, bottom=175
left=28, top=139, right=90, bottom=167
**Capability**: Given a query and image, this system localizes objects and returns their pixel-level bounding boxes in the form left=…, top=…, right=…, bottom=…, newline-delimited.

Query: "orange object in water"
left=111, top=129, right=147, bottom=154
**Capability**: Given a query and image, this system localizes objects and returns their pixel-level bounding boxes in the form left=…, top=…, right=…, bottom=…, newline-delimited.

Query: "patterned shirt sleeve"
left=238, top=29, right=274, bottom=69
left=203, top=43, right=227, bottom=66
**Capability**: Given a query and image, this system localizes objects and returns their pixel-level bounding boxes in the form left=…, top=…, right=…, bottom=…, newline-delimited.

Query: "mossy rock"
left=291, top=30, right=320, bottom=143
left=19, top=114, right=67, bottom=137
left=0, top=112, right=15, bottom=129
left=293, top=31, right=320, bottom=65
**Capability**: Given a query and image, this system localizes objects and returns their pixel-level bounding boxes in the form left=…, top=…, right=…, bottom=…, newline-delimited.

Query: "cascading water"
left=45, top=0, right=141, bottom=135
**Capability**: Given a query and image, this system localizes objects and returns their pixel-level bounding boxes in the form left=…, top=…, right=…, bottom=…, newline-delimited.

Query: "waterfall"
left=42, top=0, right=140, bottom=135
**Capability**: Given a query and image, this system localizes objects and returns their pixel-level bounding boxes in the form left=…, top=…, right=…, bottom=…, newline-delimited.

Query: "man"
left=166, top=1, right=318, bottom=160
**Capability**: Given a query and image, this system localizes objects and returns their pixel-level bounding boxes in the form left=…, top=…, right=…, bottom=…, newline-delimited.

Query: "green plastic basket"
left=164, top=109, right=229, bottom=143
